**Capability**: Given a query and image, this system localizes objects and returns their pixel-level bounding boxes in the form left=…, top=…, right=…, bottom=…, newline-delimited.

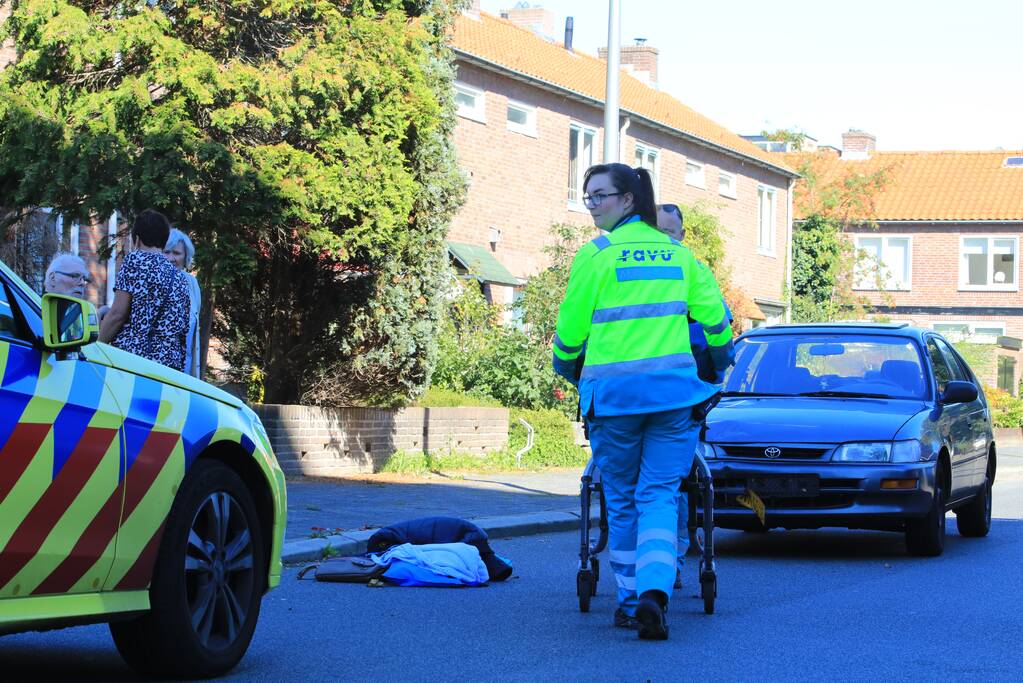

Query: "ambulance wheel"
left=589, top=557, right=600, bottom=595
left=700, top=565, right=716, bottom=615
left=577, top=569, right=594, bottom=612
left=110, top=460, right=265, bottom=678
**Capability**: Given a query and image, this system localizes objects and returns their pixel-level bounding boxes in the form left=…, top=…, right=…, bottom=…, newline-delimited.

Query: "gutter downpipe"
left=602, top=0, right=621, bottom=164
left=619, top=115, right=631, bottom=163
left=786, top=178, right=795, bottom=322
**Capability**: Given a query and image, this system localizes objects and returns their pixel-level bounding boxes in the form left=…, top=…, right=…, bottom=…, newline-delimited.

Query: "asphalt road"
left=3, top=480, right=1023, bottom=682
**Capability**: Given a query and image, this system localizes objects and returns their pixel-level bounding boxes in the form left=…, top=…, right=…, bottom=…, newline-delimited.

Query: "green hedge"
left=509, top=407, right=589, bottom=469
left=413, top=386, right=503, bottom=408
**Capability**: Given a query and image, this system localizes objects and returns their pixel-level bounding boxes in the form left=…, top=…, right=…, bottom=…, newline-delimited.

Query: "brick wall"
left=849, top=221, right=1023, bottom=390
left=253, top=404, right=509, bottom=477
left=78, top=217, right=118, bottom=305
left=850, top=222, right=1023, bottom=334
left=449, top=60, right=791, bottom=319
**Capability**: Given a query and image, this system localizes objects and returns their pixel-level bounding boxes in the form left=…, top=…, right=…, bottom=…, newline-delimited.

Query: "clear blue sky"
left=479, top=0, right=1023, bottom=151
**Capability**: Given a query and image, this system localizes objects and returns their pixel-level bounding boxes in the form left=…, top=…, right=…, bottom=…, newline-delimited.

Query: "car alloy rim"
left=185, top=491, right=255, bottom=650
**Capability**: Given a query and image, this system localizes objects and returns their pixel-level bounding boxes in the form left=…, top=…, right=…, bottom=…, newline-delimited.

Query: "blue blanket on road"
left=371, top=542, right=489, bottom=587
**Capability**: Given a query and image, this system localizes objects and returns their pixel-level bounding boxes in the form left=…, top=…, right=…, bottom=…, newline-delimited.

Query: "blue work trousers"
left=589, top=407, right=699, bottom=615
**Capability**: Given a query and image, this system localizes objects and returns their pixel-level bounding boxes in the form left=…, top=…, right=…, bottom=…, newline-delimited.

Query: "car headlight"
left=695, top=441, right=717, bottom=460
left=891, top=439, right=937, bottom=463
left=832, top=442, right=892, bottom=462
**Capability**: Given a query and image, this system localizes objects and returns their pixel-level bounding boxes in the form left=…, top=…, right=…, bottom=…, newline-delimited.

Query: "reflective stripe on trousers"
left=588, top=407, right=698, bottom=615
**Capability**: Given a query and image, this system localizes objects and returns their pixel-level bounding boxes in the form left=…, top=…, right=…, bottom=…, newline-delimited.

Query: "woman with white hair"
left=164, top=228, right=202, bottom=377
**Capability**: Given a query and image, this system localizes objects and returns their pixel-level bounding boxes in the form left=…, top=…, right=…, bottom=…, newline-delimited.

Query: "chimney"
left=599, top=38, right=659, bottom=87
left=462, top=0, right=481, bottom=20
left=502, top=4, right=557, bottom=42
left=842, top=129, right=876, bottom=159
left=564, top=16, right=574, bottom=52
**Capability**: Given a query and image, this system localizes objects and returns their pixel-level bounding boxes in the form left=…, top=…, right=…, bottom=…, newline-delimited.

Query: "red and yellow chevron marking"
left=37, top=374, right=187, bottom=595
left=102, top=429, right=185, bottom=590
left=0, top=355, right=127, bottom=598
left=0, top=428, right=119, bottom=596
left=0, top=423, right=52, bottom=502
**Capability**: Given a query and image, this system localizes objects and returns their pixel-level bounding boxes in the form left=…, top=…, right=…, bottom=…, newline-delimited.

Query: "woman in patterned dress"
left=99, top=209, right=190, bottom=372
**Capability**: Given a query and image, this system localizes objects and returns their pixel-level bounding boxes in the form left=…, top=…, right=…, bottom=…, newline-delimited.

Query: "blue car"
left=700, top=323, right=995, bottom=556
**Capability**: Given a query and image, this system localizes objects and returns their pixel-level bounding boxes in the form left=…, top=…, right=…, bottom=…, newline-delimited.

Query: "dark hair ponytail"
left=583, top=162, right=658, bottom=226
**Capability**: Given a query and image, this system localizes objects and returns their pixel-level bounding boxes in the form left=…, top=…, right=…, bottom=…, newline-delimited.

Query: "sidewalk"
left=281, top=447, right=1023, bottom=563
left=283, top=469, right=587, bottom=562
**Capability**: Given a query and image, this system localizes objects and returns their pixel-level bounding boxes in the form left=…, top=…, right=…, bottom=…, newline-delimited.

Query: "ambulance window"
left=9, top=285, right=42, bottom=340
left=0, top=283, right=20, bottom=341
left=0, top=278, right=41, bottom=343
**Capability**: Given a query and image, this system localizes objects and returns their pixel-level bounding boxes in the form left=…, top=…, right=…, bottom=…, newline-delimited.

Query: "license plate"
left=749, top=476, right=819, bottom=498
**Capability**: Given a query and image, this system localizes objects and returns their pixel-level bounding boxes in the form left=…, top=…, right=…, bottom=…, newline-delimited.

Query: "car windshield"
left=723, top=333, right=929, bottom=400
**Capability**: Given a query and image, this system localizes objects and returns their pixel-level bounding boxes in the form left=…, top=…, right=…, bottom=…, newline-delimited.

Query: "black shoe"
left=636, top=591, right=669, bottom=640
left=673, top=569, right=682, bottom=591
left=613, top=608, right=638, bottom=630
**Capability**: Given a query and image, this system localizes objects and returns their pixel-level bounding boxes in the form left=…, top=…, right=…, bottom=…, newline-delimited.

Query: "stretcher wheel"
left=700, top=570, right=716, bottom=615
left=589, top=557, right=599, bottom=595
left=577, top=570, right=594, bottom=612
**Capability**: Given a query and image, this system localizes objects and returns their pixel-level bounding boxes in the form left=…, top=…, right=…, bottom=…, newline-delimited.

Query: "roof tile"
left=451, top=12, right=794, bottom=176
left=783, top=150, right=1023, bottom=222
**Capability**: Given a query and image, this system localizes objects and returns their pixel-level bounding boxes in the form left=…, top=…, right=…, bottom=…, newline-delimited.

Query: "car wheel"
left=110, top=459, right=265, bottom=678
left=955, top=470, right=993, bottom=538
left=905, top=465, right=946, bottom=557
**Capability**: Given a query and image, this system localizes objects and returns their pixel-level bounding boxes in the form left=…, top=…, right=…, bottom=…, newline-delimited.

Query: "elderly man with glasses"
left=44, top=252, right=92, bottom=298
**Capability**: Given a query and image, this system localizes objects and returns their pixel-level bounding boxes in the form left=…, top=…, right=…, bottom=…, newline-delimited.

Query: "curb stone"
left=282, top=509, right=598, bottom=564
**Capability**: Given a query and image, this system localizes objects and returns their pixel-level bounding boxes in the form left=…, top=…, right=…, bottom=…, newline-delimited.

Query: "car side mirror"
left=940, top=380, right=978, bottom=405
left=42, top=293, right=99, bottom=350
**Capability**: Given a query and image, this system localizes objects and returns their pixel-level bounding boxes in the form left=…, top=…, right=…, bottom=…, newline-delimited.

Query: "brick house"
left=448, top=3, right=799, bottom=328
left=787, top=130, right=1023, bottom=392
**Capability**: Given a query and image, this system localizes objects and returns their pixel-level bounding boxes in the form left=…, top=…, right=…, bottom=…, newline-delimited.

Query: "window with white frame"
left=634, top=143, right=659, bottom=198
left=932, top=321, right=1005, bottom=344
left=854, top=235, right=912, bottom=290
left=685, top=160, right=705, bottom=189
left=757, top=185, right=776, bottom=254
left=718, top=171, right=737, bottom=199
left=453, top=82, right=486, bottom=123
left=506, top=100, right=536, bottom=137
left=567, top=122, right=596, bottom=206
left=960, top=236, right=1018, bottom=290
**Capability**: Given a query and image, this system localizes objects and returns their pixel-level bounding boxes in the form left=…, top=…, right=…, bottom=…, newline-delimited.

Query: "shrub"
left=414, top=386, right=502, bottom=408
left=983, top=386, right=1023, bottom=428
left=509, top=407, right=589, bottom=469
left=431, top=283, right=577, bottom=414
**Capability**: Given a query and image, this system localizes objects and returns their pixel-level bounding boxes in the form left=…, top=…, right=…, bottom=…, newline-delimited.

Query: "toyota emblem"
left=764, top=447, right=782, bottom=459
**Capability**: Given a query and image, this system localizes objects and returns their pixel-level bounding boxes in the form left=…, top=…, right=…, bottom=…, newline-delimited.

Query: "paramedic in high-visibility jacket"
left=553, top=163, right=733, bottom=640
